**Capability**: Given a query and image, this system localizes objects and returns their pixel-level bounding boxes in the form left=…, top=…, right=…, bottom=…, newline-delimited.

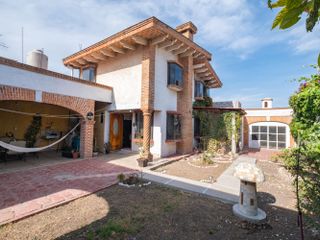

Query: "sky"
left=0, top=0, right=319, bottom=108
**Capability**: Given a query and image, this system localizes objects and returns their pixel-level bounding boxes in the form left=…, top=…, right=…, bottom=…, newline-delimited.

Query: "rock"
left=234, top=162, right=265, bottom=183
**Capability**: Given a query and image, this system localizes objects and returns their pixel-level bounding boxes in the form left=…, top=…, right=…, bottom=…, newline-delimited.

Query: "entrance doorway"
left=109, top=113, right=123, bottom=150
left=123, top=119, right=132, bottom=148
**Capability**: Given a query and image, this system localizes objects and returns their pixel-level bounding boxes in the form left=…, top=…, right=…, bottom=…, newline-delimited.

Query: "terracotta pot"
left=137, top=158, right=148, bottom=167
left=72, top=152, right=79, bottom=159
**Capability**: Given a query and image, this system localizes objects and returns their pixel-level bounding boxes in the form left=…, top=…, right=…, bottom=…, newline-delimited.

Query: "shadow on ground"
left=55, top=185, right=316, bottom=240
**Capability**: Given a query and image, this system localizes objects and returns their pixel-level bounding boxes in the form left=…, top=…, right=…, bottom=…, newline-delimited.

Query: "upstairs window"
left=166, top=113, right=181, bottom=140
left=167, top=62, right=183, bottom=90
left=195, top=81, right=204, bottom=98
left=82, top=67, right=96, bottom=82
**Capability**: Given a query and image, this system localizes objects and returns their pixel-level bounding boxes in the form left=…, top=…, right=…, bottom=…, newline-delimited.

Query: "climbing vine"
left=193, top=109, right=241, bottom=152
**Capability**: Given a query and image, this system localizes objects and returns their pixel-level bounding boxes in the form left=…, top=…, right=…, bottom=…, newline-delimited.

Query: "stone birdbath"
left=232, top=162, right=266, bottom=222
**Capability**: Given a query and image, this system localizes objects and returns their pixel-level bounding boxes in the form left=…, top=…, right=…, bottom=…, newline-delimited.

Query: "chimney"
left=176, top=21, right=197, bottom=41
left=261, top=98, right=273, bottom=109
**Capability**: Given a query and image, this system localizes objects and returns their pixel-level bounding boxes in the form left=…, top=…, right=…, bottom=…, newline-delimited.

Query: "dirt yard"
left=153, top=158, right=231, bottom=182
left=0, top=160, right=317, bottom=240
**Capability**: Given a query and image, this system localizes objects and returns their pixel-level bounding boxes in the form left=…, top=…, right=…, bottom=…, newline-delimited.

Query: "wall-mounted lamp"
left=86, top=112, right=94, bottom=121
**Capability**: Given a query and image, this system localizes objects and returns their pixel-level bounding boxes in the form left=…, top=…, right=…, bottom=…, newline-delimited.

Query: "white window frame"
left=249, top=122, right=290, bottom=149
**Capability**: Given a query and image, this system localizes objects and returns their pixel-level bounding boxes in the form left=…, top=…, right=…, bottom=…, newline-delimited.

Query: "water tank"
left=26, top=49, right=48, bottom=69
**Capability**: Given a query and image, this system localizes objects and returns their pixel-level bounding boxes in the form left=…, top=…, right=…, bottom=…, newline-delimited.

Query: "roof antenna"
left=0, top=34, right=8, bottom=48
left=21, top=27, right=24, bottom=63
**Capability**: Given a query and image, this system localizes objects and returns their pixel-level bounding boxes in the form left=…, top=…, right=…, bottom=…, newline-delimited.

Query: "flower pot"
left=72, top=152, right=79, bottom=159
left=137, top=158, right=148, bottom=167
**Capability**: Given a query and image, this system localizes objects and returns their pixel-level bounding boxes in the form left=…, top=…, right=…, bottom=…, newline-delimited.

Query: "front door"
left=109, top=113, right=123, bottom=150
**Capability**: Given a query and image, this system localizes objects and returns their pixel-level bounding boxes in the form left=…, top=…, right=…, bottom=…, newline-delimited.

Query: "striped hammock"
left=0, top=123, right=80, bottom=153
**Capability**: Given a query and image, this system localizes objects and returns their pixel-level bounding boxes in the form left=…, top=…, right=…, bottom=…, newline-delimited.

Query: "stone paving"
left=0, top=158, right=136, bottom=225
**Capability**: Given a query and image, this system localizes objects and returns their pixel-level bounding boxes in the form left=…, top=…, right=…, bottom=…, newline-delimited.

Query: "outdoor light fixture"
left=86, top=112, right=94, bottom=120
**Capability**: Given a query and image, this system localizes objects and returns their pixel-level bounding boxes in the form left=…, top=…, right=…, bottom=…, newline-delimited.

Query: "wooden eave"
left=193, top=59, right=222, bottom=89
left=63, top=17, right=212, bottom=67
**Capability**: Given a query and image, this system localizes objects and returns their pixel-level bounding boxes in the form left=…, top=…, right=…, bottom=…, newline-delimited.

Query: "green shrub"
left=278, top=69, right=320, bottom=230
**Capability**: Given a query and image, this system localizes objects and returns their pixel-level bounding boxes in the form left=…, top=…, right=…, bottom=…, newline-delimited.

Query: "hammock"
left=0, top=123, right=80, bottom=153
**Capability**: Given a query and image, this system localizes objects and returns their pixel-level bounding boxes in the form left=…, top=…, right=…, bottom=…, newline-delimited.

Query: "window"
left=134, top=111, right=153, bottom=139
left=82, top=67, right=96, bottom=82
left=194, top=81, right=204, bottom=98
left=264, top=102, right=268, bottom=108
left=194, top=117, right=200, bottom=137
left=250, top=125, right=287, bottom=149
left=168, top=62, right=183, bottom=89
left=166, top=113, right=181, bottom=140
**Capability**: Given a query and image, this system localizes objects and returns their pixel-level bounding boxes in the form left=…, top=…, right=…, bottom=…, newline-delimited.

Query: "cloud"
left=0, top=0, right=318, bottom=74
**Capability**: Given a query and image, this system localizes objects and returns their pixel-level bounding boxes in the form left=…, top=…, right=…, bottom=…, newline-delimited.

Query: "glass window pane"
left=260, top=141, right=267, bottom=147
left=82, top=67, right=95, bottom=82
left=278, top=142, right=286, bottom=149
left=278, top=126, right=286, bottom=133
left=269, top=134, right=277, bottom=141
left=251, top=134, right=259, bottom=140
left=269, top=142, right=277, bottom=149
left=252, top=126, right=259, bottom=132
left=261, top=126, right=267, bottom=132
left=269, top=126, right=276, bottom=133
left=166, top=114, right=174, bottom=140
left=260, top=133, right=267, bottom=140
left=278, top=134, right=286, bottom=142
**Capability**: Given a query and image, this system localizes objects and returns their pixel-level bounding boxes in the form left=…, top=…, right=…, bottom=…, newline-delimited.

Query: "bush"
left=278, top=69, right=320, bottom=230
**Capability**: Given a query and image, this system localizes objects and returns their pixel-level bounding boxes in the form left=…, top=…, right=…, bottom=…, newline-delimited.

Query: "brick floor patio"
left=0, top=158, right=136, bottom=225
left=241, top=148, right=281, bottom=161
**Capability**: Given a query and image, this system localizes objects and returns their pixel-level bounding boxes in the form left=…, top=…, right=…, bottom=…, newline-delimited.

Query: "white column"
left=231, top=112, right=237, bottom=154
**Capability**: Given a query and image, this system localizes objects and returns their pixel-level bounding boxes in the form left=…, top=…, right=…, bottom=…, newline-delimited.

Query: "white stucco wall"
left=96, top=47, right=143, bottom=111
left=0, top=64, right=112, bottom=102
left=153, top=47, right=179, bottom=157
left=245, top=108, right=293, bottom=117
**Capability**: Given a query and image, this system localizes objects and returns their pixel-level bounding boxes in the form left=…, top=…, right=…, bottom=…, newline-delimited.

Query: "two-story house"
left=0, top=17, right=221, bottom=161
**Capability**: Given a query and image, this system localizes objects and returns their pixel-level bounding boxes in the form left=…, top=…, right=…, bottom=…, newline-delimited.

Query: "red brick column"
left=141, top=45, right=156, bottom=161
left=177, top=55, right=193, bottom=154
left=80, top=120, right=95, bottom=158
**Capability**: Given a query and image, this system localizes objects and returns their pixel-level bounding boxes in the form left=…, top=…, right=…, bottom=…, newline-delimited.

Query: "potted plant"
left=136, top=144, right=148, bottom=167
left=72, top=149, right=79, bottom=159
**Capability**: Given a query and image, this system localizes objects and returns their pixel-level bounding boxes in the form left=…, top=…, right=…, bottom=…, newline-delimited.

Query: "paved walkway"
left=0, top=159, right=136, bottom=225
left=141, top=155, right=256, bottom=203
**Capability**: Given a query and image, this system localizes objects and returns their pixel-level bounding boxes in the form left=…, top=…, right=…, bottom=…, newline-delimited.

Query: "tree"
left=268, top=0, right=320, bottom=66
left=279, top=70, right=320, bottom=231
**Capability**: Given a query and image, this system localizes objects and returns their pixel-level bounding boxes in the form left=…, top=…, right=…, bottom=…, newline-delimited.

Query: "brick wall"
left=0, top=85, right=95, bottom=158
left=42, top=92, right=94, bottom=118
left=177, top=55, right=193, bottom=154
left=0, top=85, right=35, bottom=101
left=243, top=115, right=294, bottom=148
left=141, top=45, right=155, bottom=111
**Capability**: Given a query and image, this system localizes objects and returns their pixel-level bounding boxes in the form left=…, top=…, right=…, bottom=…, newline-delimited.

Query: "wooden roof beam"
left=195, top=68, right=209, bottom=73
left=193, top=63, right=205, bottom=69
left=172, top=46, right=189, bottom=55
left=197, top=72, right=210, bottom=78
left=100, top=49, right=115, bottom=57
left=76, top=58, right=87, bottom=65
left=109, top=45, right=125, bottom=54
left=119, top=41, right=136, bottom=50
left=158, top=39, right=176, bottom=48
left=83, top=56, right=99, bottom=63
left=91, top=52, right=108, bottom=60
left=151, top=34, right=168, bottom=45
left=166, top=42, right=183, bottom=52
left=132, top=35, right=148, bottom=45
left=179, top=49, right=196, bottom=58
